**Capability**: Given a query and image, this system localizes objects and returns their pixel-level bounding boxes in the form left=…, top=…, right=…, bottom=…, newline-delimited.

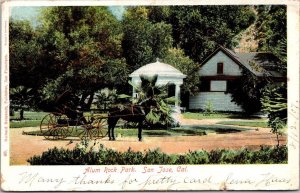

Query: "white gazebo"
left=129, top=59, right=186, bottom=108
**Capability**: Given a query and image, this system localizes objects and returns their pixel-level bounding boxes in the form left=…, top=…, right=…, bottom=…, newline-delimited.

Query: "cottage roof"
left=201, top=46, right=286, bottom=78
left=129, top=59, right=187, bottom=78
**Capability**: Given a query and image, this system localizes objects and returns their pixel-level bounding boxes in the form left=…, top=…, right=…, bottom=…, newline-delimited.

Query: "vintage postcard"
left=1, top=0, right=299, bottom=191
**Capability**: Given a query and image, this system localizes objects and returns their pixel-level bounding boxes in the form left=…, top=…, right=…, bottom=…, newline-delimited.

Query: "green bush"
left=27, top=142, right=288, bottom=165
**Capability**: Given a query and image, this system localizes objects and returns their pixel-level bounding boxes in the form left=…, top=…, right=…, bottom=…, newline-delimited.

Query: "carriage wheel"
left=40, top=114, right=69, bottom=140
left=57, top=115, right=71, bottom=139
left=77, top=115, right=97, bottom=140
left=93, top=117, right=108, bottom=139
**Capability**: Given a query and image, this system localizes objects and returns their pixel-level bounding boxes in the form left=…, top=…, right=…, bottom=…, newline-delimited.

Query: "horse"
left=107, top=98, right=158, bottom=141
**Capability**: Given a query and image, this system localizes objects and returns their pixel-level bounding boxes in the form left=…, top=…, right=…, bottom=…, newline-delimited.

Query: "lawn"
left=182, top=112, right=264, bottom=120
left=10, top=120, right=42, bottom=128
left=9, top=111, right=105, bottom=128
left=216, top=121, right=269, bottom=128
left=22, top=125, right=252, bottom=138
left=10, top=111, right=48, bottom=121
left=10, top=111, right=47, bottom=128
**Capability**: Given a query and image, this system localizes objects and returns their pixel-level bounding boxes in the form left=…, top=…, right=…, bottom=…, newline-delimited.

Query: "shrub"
left=27, top=142, right=288, bottom=165
left=175, top=150, right=209, bottom=164
left=203, top=100, right=214, bottom=116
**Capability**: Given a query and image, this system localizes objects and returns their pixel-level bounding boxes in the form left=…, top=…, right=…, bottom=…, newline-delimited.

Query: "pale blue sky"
left=10, top=6, right=126, bottom=26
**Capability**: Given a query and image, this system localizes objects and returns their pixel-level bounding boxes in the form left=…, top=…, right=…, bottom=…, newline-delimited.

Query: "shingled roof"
left=201, top=46, right=286, bottom=78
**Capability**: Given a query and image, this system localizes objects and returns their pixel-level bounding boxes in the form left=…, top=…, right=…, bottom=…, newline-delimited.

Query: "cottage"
left=189, top=46, right=286, bottom=112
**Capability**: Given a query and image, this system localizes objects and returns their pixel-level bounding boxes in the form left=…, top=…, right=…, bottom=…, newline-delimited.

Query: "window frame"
left=217, top=62, right=224, bottom=74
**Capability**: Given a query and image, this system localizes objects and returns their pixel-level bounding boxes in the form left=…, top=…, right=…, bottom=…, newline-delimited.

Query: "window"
left=217, top=62, right=224, bottom=74
left=200, top=80, right=210, bottom=91
left=210, top=80, right=227, bottom=91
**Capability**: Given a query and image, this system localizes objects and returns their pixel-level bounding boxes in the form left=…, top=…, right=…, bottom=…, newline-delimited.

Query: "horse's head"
left=139, top=97, right=159, bottom=114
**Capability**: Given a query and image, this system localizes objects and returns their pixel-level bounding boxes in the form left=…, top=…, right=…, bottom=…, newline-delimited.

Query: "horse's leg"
left=108, top=117, right=116, bottom=141
left=138, top=121, right=143, bottom=142
left=108, top=118, right=118, bottom=141
left=107, top=117, right=112, bottom=140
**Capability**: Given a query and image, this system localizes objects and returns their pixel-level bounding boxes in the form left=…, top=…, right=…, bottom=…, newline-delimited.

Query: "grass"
left=22, top=125, right=252, bottom=138
left=10, top=111, right=48, bottom=120
left=9, top=110, right=106, bottom=128
left=217, top=121, right=269, bottom=128
left=10, top=120, right=42, bottom=128
left=182, top=112, right=264, bottom=120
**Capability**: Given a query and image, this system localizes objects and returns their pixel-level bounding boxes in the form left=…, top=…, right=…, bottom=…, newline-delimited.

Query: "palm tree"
left=129, top=75, right=177, bottom=128
left=10, top=86, right=34, bottom=120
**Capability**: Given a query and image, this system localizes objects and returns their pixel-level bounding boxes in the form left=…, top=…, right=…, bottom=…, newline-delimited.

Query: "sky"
left=10, top=6, right=126, bottom=26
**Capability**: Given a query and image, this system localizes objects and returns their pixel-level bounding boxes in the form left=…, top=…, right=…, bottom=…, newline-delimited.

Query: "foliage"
left=255, top=5, right=287, bottom=145
left=122, top=7, right=173, bottom=71
left=10, top=7, right=128, bottom=111
left=162, top=48, right=200, bottom=108
left=27, top=143, right=287, bottom=165
left=203, top=100, right=214, bottom=116
left=226, top=70, right=268, bottom=114
left=10, top=86, right=35, bottom=120
left=261, top=83, right=287, bottom=146
left=165, top=6, right=256, bottom=63
left=94, top=88, right=118, bottom=110
left=10, top=5, right=286, bottom=115
left=129, top=75, right=176, bottom=128
left=255, top=5, right=287, bottom=64
left=9, top=20, right=42, bottom=89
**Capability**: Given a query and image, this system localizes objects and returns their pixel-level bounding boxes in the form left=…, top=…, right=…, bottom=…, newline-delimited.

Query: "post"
left=175, top=84, right=180, bottom=107
left=132, top=87, right=136, bottom=98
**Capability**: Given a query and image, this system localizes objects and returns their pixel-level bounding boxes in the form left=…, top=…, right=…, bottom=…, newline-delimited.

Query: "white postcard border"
left=1, top=0, right=299, bottom=191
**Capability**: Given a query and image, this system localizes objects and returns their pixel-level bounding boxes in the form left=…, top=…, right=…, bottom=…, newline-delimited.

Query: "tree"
left=226, top=70, right=268, bottom=114
left=255, top=5, right=287, bottom=63
left=10, top=86, right=34, bottom=120
left=9, top=20, right=42, bottom=90
left=37, top=7, right=128, bottom=110
left=261, top=83, right=287, bottom=146
left=225, top=5, right=287, bottom=115
left=162, top=48, right=200, bottom=108
left=129, top=75, right=176, bottom=128
left=122, top=7, right=173, bottom=71
left=255, top=5, right=287, bottom=146
left=94, top=88, right=118, bottom=110
left=166, top=6, right=256, bottom=63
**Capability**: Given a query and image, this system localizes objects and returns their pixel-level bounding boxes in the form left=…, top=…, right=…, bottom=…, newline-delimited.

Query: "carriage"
left=40, top=91, right=108, bottom=140
left=40, top=111, right=108, bottom=140
left=39, top=90, right=156, bottom=141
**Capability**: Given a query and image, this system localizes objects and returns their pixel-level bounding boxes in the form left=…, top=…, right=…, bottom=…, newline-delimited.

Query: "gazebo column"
left=175, top=84, right=180, bottom=107
left=132, top=87, right=136, bottom=98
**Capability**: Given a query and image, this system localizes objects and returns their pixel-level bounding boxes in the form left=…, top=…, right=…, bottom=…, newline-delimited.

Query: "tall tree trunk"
left=79, top=93, right=89, bottom=110
left=20, top=109, right=24, bottom=120
left=86, top=92, right=95, bottom=110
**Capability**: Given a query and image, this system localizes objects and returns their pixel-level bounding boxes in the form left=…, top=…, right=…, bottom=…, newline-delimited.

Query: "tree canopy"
left=255, top=5, right=287, bottom=63
left=164, top=6, right=256, bottom=63
left=11, top=7, right=129, bottom=110
left=122, top=6, right=173, bottom=71
left=9, top=5, right=286, bottom=113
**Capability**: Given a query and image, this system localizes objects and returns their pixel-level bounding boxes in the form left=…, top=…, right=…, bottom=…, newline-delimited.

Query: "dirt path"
left=10, top=117, right=286, bottom=165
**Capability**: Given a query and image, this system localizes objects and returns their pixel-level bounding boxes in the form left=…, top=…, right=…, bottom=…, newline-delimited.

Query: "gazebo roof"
left=129, top=59, right=186, bottom=78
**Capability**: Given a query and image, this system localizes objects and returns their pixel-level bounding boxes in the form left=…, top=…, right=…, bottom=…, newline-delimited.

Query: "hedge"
left=27, top=142, right=287, bottom=165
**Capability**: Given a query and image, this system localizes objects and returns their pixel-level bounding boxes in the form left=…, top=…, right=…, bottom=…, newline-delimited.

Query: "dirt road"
left=9, top=117, right=286, bottom=165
